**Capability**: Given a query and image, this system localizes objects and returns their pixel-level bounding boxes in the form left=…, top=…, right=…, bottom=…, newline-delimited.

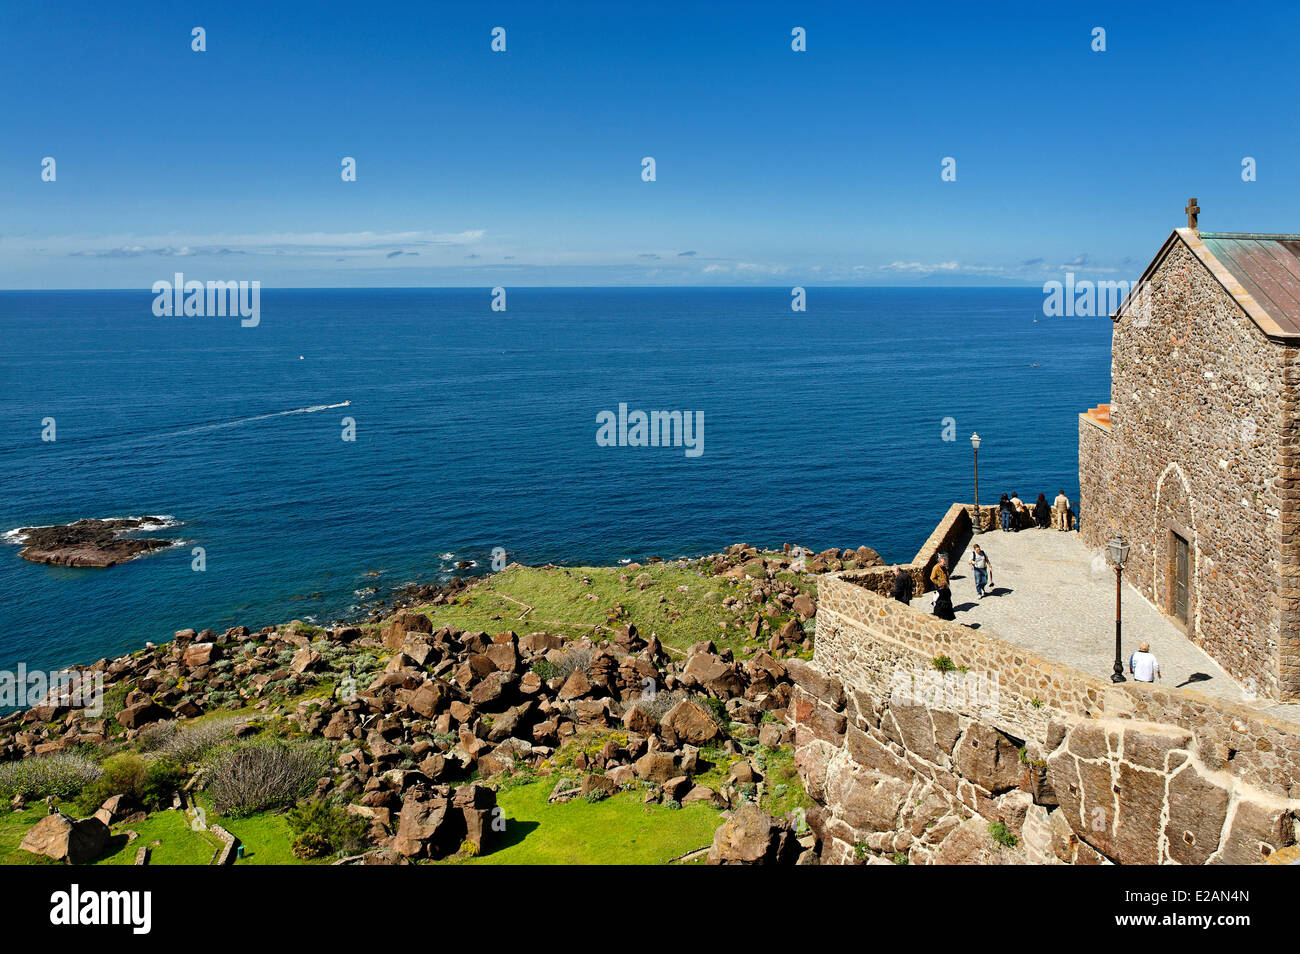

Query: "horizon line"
left=0, top=283, right=1051, bottom=293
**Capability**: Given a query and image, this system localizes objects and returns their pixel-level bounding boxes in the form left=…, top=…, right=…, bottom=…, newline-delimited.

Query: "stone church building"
left=1079, top=203, right=1300, bottom=702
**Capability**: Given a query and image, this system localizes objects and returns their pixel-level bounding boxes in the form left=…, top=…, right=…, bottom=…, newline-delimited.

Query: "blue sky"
left=1, top=0, right=1297, bottom=288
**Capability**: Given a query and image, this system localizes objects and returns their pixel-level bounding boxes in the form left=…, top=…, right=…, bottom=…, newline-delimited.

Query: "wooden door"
left=1173, top=533, right=1190, bottom=624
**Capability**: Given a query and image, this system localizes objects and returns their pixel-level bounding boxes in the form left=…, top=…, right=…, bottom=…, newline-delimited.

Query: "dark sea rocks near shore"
left=12, top=517, right=178, bottom=567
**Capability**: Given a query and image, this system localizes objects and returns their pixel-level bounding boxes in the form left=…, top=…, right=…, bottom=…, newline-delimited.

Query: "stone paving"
left=906, top=526, right=1300, bottom=727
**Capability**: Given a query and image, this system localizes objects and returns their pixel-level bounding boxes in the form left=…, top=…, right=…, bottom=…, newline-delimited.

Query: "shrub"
left=73, top=752, right=185, bottom=814
left=530, top=659, right=560, bottom=682
left=932, top=655, right=957, bottom=673
left=988, top=821, right=1019, bottom=849
left=158, top=717, right=247, bottom=764
left=630, top=689, right=685, bottom=723
left=0, top=751, right=103, bottom=802
left=202, top=740, right=330, bottom=817
left=286, top=798, right=368, bottom=859
left=553, top=648, right=593, bottom=681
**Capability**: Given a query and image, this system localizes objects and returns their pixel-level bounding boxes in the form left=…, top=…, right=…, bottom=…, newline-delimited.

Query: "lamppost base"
left=1111, top=672, right=1126, bottom=683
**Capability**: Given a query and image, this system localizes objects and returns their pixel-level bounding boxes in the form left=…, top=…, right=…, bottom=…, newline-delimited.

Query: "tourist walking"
left=1053, top=490, right=1072, bottom=530
left=969, top=544, right=991, bottom=598
left=890, top=566, right=913, bottom=604
left=998, top=493, right=1015, bottom=532
left=930, top=554, right=955, bottom=620
left=1128, top=642, right=1161, bottom=683
left=1033, top=493, right=1051, bottom=528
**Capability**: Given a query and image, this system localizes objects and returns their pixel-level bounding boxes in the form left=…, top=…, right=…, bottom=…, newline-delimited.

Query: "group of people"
left=997, top=490, right=1072, bottom=532
left=890, top=554, right=1166, bottom=684
left=890, top=548, right=987, bottom=621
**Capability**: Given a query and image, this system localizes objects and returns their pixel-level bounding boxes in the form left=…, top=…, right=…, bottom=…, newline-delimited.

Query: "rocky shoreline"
left=10, top=517, right=179, bottom=568
left=0, top=541, right=890, bottom=865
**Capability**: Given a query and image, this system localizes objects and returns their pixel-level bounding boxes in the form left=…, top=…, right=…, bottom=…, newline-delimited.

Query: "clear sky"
left=2, top=0, right=1297, bottom=288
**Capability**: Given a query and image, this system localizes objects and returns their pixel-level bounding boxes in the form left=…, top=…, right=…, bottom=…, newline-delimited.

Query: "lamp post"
left=970, top=433, right=982, bottom=533
left=1107, top=534, right=1130, bottom=682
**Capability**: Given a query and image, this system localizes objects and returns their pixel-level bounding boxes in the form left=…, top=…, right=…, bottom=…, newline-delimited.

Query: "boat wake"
left=170, top=401, right=351, bottom=437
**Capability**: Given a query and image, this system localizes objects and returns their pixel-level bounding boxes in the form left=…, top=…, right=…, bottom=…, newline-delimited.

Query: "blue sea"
left=0, top=288, right=1111, bottom=674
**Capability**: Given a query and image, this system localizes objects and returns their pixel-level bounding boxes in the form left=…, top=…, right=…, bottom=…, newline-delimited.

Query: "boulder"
left=707, top=803, right=799, bottom=865
left=558, top=670, right=592, bottom=701
left=384, top=611, right=433, bottom=651
left=115, top=700, right=171, bottom=729
left=393, top=788, right=462, bottom=859
left=453, top=783, right=497, bottom=853
left=634, top=751, right=679, bottom=783
left=182, top=642, right=217, bottom=668
left=289, top=648, right=322, bottom=675
left=93, top=794, right=141, bottom=826
left=660, top=698, right=719, bottom=746
left=19, top=812, right=109, bottom=864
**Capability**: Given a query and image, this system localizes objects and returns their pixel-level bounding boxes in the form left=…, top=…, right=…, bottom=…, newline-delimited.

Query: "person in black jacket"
left=998, top=493, right=1015, bottom=532
left=1033, top=493, right=1051, bottom=528
left=890, top=567, right=913, bottom=604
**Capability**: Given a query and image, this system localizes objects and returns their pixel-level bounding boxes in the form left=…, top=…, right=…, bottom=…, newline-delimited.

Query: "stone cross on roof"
left=1185, top=197, right=1200, bottom=231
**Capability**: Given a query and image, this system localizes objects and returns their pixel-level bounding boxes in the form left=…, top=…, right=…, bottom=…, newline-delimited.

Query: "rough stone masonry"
left=1080, top=224, right=1300, bottom=702
left=791, top=559, right=1300, bottom=865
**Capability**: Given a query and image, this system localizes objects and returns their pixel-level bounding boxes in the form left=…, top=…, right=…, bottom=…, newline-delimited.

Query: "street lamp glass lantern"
left=1107, top=535, right=1129, bottom=567
left=970, top=432, right=981, bottom=451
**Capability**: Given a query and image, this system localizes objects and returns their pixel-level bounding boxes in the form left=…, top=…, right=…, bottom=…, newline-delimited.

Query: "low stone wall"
left=837, top=502, right=994, bottom=597
left=795, top=559, right=1300, bottom=865
left=211, top=824, right=240, bottom=866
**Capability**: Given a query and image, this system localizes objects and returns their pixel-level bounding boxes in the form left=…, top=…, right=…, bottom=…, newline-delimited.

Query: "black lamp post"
left=1108, top=534, right=1130, bottom=682
left=970, top=433, right=982, bottom=533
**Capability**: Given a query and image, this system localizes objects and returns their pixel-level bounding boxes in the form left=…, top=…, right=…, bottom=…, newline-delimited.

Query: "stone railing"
left=816, top=563, right=1300, bottom=797
left=833, top=502, right=996, bottom=596
left=794, top=500, right=1300, bottom=864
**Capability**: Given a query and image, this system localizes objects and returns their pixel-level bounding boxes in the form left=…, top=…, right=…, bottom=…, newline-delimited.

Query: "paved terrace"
left=905, top=526, right=1300, bottom=728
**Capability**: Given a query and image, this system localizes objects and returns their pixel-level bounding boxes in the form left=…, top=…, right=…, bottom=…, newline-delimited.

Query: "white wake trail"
left=171, top=401, right=351, bottom=436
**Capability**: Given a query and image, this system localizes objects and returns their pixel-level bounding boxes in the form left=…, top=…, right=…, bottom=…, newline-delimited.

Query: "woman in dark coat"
left=933, top=587, right=956, bottom=621
left=1033, top=493, right=1051, bottom=528
left=890, top=567, right=913, bottom=604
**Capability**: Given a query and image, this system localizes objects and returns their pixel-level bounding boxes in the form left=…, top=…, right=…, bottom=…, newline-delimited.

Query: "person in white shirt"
left=969, top=544, right=991, bottom=599
left=1052, top=490, right=1071, bottom=531
left=1010, top=492, right=1026, bottom=531
left=1128, top=642, right=1160, bottom=683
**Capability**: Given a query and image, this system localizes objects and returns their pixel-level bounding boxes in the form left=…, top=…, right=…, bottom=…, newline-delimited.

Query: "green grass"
left=97, top=809, right=223, bottom=865
left=0, top=807, right=222, bottom=865
left=438, top=777, right=723, bottom=865
left=0, top=809, right=60, bottom=864
left=222, top=811, right=316, bottom=865
left=186, top=792, right=323, bottom=865
left=401, top=562, right=816, bottom=657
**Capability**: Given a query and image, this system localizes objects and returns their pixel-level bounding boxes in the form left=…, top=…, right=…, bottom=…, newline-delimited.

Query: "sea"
left=0, top=287, right=1111, bottom=674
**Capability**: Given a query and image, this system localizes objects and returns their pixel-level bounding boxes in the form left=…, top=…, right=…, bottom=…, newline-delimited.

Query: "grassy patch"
left=440, top=777, right=722, bottom=865
left=0, top=807, right=222, bottom=866
left=407, top=562, right=816, bottom=657
left=98, top=810, right=222, bottom=866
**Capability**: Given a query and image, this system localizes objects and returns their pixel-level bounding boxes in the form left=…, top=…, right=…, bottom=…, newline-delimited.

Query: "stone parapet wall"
left=835, top=502, right=994, bottom=597
left=795, top=569, right=1300, bottom=864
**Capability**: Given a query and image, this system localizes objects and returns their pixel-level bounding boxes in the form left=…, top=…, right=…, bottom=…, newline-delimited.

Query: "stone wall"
left=1079, top=237, right=1293, bottom=700
left=836, top=502, right=994, bottom=597
left=794, top=571, right=1300, bottom=864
